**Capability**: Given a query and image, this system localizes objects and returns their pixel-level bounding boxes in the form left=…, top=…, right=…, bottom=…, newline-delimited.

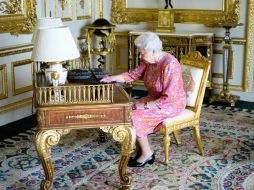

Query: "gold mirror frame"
left=111, top=0, right=240, bottom=26
left=0, top=0, right=36, bottom=34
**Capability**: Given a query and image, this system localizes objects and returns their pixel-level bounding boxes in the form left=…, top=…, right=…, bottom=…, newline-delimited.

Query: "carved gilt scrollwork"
left=111, top=0, right=128, bottom=24
left=220, top=0, right=240, bottom=26
left=35, top=129, right=71, bottom=157
left=161, top=38, right=189, bottom=45
left=0, top=0, right=36, bottom=34
left=37, top=111, right=45, bottom=127
left=0, top=0, right=22, bottom=14
left=58, top=0, right=67, bottom=11
left=111, top=0, right=240, bottom=26
left=35, top=129, right=70, bottom=190
left=100, top=125, right=136, bottom=155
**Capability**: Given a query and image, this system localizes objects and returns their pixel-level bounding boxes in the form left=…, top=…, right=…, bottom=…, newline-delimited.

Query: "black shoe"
left=128, top=155, right=138, bottom=165
left=164, top=5, right=168, bottom=9
left=128, top=154, right=155, bottom=167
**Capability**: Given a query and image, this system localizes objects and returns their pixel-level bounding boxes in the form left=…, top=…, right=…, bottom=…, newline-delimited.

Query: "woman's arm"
left=100, top=62, right=147, bottom=83
left=100, top=74, right=125, bottom=83
left=147, top=63, right=173, bottom=109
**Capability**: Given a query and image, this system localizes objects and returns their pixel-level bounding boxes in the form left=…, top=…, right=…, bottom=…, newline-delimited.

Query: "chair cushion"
left=181, top=65, right=203, bottom=107
left=163, top=109, right=195, bottom=126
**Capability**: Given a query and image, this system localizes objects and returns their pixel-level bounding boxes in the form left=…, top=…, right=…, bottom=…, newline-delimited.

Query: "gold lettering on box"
left=65, top=114, right=106, bottom=120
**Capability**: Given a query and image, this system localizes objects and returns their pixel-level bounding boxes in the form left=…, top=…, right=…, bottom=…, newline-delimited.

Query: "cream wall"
left=0, top=0, right=253, bottom=126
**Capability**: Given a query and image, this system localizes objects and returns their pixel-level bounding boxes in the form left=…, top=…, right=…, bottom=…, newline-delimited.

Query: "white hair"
left=134, top=32, right=162, bottom=52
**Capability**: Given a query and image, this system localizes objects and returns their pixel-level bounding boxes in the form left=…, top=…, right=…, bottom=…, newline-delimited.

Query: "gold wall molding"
left=243, top=0, right=254, bottom=91
left=115, top=44, right=128, bottom=70
left=98, top=0, right=104, bottom=18
left=212, top=83, right=242, bottom=91
left=0, top=64, right=8, bottom=100
left=0, top=48, right=33, bottom=57
left=111, top=0, right=240, bottom=26
left=76, top=0, right=92, bottom=20
left=11, top=59, right=33, bottom=96
left=113, top=32, right=129, bottom=71
left=0, top=97, right=32, bottom=114
left=214, top=37, right=246, bottom=45
left=0, top=0, right=36, bottom=34
left=0, top=44, right=33, bottom=57
left=44, top=0, right=73, bottom=21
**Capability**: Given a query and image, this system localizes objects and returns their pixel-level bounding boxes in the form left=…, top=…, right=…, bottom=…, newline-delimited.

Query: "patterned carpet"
left=0, top=105, right=254, bottom=190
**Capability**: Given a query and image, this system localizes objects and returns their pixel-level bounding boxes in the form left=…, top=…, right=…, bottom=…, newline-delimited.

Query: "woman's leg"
left=130, top=141, right=141, bottom=158
left=136, top=136, right=153, bottom=162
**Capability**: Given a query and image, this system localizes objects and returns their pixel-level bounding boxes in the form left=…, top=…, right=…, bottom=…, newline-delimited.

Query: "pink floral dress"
left=122, top=53, right=186, bottom=137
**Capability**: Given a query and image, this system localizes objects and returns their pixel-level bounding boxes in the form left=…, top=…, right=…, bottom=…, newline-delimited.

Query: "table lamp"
left=31, top=26, right=80, bottom=86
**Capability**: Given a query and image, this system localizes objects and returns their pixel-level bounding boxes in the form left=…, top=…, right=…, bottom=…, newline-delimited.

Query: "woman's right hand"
left=100, top=75, right=114, bottom=83
left=100, top=75, right=125, bottom=83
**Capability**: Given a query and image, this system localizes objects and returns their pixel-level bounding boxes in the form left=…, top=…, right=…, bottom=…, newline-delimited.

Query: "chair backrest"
left=180, top=51, right=211, bottom=114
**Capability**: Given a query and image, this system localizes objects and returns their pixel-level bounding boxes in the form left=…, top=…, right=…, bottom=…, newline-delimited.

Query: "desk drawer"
left=37, top=107, right=131, bottom=129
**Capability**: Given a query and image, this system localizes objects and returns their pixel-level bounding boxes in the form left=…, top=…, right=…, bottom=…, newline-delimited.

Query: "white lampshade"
left=32, top=17, right=64, bottom=43
left=31, top=26, right=80, bottom=62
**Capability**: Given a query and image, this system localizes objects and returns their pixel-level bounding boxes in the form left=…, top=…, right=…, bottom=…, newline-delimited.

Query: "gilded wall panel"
left=115, top=44, right=128, bottom=70
left=0, top=64, right=7, bottom=99
left=44, top=0, right=73, bottom=21
left=243, top=0, right=254, bottom=92
left=76, top=0, right=92, bottom=20
left=0, top=97, right=32, bottom=114
left=11, top=59, right=33, bottom=96
left=113, top=33, right=129, bottom=72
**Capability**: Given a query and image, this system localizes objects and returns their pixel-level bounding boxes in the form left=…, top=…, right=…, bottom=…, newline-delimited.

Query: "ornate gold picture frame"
left=0, top=0, right=36, bottom=34
left=0, top=64, right=8, bottom=100
left=11, top=59, right=33, bottom=95
left=111, top=0, right=240, bottom=26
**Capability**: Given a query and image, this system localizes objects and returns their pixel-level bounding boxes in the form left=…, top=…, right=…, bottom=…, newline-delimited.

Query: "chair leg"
left=163, top=131, right=171, bottom=165
left=173, top=130, right=181, bottom=145
left=192, top=124, right=204, bottom=156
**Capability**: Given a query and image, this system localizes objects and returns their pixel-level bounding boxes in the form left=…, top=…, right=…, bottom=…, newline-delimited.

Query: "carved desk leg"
left=101, top=125, right=136, bottom=190
left=35, top=129, right=71, bottom=190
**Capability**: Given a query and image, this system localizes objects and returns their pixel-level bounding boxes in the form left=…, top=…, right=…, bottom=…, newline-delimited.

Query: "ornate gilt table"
left=34, top=79, right=135, bottom=190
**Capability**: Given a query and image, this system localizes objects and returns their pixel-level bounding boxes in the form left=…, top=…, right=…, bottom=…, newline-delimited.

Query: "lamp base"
left=209, top=94, right=239, bottom=107
left=45, top=63, right=68, bottom=85
left=49, top=94, right=65, bottom=103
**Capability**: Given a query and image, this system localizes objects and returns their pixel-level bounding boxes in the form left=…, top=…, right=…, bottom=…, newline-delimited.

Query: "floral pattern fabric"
left=122, top=53, right=186, bottom=137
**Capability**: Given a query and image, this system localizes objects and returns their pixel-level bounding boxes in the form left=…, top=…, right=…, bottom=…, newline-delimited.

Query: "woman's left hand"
left=132, top=102, right=157, bottom=110
left=133, top=102, right=145, bottom=110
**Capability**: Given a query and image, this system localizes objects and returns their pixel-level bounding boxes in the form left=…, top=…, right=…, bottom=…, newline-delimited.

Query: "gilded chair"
left=160, top=51, right=211, bottom=165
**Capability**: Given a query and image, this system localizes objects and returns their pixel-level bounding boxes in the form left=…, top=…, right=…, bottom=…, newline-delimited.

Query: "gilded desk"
left=34, top=78, right=136, bottom=190
left=128, top=31, right=214, bottom=90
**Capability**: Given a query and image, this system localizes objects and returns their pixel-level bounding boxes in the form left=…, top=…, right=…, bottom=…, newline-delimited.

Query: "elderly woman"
left=101, top=32, right=186, bottom=167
